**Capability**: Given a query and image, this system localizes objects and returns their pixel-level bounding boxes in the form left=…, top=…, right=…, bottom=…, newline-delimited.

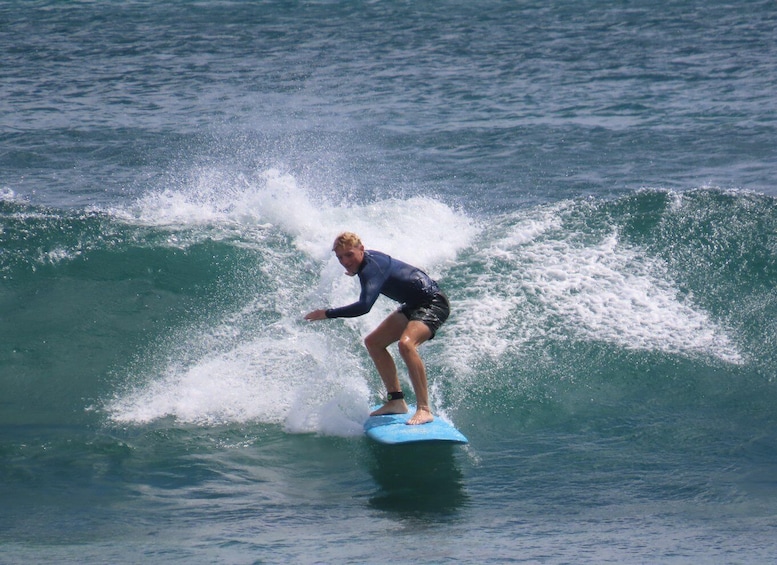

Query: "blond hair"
left=332, top=231, right=363, bottom=251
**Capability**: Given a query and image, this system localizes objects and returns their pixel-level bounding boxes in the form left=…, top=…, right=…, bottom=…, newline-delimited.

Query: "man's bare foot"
left=406, top=406, right=434, bottom=425
left=370, top=399, right=409, bottom=417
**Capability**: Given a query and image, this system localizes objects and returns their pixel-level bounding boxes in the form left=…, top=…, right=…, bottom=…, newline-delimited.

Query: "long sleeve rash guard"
left=325, top=250, right=440, bottom=319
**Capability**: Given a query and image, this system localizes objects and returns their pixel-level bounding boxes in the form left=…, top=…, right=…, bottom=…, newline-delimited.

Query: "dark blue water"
left=2, top=1, right=776, bottom=562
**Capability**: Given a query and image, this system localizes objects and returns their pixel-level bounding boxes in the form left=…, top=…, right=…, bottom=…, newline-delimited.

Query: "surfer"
left=304, top=232, right=450, bottom=425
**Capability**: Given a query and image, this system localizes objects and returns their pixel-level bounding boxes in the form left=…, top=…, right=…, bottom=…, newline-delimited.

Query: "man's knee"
left=364, top=332, right=381, bottom=353
left=397, top=336, right=417, bottom=358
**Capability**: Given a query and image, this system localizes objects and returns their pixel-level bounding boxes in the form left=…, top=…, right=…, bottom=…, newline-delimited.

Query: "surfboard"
left=364, top=405, right=468, bottom=445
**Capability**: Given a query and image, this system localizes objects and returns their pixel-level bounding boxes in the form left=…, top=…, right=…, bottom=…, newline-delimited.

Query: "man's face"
left=334, top=244, right=365, bottom=276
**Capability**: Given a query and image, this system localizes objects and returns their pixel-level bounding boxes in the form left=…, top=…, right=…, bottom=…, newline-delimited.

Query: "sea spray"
left=105, top=168, right=477, bottom=433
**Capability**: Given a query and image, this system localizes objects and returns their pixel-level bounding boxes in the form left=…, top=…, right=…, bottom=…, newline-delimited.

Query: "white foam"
left=527, top=231, right=741, bottom=360
left=443, top=202, right=743, bottom=375
left=38, top=247, right=79, bottom=265
left=1, top=187, right=19, bottom=202
left=112, top=167, right=477, bottom=266
left=108, top=318, right=371, bottom=435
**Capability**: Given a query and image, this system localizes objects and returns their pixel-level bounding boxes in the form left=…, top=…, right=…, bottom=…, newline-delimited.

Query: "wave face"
left=3, top=181, right=775, bottom=442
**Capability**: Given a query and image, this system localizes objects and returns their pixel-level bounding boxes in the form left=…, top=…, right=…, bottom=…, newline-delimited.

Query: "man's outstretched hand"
left=304, top=309, right=327, bottom=321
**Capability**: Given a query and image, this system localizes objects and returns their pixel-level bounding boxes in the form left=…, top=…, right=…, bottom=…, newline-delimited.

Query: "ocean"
left=2, top=1, right=776, bottom=562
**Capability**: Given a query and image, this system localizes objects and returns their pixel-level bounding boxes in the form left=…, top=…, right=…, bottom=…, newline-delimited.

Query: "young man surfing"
left=304, top=232, right=450, bottom=425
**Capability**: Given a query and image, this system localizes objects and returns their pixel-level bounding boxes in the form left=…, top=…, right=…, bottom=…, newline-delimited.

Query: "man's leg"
left=364, top=311, right=409, bottom=416
left=398, top=321, right=434, bottom=425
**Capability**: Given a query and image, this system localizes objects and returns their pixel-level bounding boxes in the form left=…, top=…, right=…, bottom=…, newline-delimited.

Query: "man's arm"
left=304, top=251, right=390, bottom=320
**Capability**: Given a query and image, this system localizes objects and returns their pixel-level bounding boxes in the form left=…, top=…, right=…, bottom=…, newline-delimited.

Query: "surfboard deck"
left=364, top=405, right=468, bottom=445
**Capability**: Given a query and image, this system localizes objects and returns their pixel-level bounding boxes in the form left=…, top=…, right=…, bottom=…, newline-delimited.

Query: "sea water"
left=2, top=1, right=776, bottom=563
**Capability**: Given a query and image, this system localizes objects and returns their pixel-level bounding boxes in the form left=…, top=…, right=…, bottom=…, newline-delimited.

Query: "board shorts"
left=398, top=291, right=450, bottom=339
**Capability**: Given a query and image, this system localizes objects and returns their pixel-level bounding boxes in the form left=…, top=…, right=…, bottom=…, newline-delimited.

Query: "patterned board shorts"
left=398, top=292, right=450, bottom=339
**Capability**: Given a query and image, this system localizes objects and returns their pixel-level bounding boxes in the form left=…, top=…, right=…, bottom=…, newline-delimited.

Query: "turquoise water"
left=2, top=1, right=777, bottom=562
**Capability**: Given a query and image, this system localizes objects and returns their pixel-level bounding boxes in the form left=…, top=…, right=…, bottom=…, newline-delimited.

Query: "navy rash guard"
left=325, top=250, right=440, bottom=319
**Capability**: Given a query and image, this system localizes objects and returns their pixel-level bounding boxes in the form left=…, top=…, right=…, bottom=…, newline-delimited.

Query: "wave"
left=3, top=176, right=775, bottom=436
left=98, top=167, right=478, bottom=434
